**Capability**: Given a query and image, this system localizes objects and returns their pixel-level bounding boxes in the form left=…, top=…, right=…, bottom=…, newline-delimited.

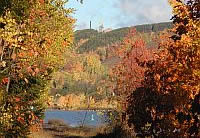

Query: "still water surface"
left=44, top=109, right=107, bottom=127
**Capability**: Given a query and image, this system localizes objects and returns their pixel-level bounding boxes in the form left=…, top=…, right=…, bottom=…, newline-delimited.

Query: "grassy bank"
left=29, top=119, right=128, bottom=138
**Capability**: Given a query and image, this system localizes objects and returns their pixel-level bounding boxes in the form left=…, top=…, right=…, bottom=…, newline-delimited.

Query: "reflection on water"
left=44, top=109, right=107, bottom=127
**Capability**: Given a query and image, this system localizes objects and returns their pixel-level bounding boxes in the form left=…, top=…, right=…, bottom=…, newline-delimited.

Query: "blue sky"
left=66, top=0, right=173, bottom=30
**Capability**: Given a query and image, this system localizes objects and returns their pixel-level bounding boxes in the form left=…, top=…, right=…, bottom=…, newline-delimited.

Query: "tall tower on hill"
left=90, top=21, right=92, bottom=29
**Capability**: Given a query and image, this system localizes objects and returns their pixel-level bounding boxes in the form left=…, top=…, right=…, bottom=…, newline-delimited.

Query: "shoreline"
left=46, top=107, right=115, bottom=112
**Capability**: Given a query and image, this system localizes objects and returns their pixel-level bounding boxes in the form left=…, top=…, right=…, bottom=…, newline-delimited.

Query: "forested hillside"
left=75, top=22, right=172, bottom=53
left=49, top=22, right=173, bottom=110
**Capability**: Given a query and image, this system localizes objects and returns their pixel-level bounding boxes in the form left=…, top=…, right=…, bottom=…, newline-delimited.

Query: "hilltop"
left=75, top=22, right=173, bottom=53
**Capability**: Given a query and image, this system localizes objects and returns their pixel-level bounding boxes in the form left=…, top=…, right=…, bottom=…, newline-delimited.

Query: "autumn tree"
left=111, top=28, right=154, bottom=109
left=124, top=0, right=200, bottom=137
left=0, top=0, right=74, bottom=136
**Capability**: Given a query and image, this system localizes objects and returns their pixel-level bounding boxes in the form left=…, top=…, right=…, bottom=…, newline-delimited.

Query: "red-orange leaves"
left=1, top=78, right=9, bottom=85
left=15, top=97, right=21, bottom=102
left=111, top=28, right=154, bottom=107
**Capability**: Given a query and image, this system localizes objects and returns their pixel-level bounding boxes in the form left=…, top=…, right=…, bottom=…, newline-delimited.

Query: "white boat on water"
left=91, top=114, right=94, bottom=121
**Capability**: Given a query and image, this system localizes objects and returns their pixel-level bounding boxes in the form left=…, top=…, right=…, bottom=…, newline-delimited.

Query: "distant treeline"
left=75, top=22, right=173, bottom=53
left=134, top=22, right=173, bottom=32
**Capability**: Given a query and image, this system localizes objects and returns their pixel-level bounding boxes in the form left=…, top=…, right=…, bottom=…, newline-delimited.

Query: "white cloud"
left=114, top=0, right=172, bottom=27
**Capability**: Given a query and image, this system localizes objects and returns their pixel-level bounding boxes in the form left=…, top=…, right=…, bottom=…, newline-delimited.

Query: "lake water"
left=44, top=109, right=108, bottom=127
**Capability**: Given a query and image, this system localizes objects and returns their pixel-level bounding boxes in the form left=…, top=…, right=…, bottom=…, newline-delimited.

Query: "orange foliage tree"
left=0, top=0, right=74, bottom=136
left=111, top=28, right=154, bottom=109
left=123, top=0, right=200, bottom=137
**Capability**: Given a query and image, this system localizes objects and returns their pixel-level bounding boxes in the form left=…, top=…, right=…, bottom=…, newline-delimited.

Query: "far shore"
left=46, top=107, right=115, bottom=112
